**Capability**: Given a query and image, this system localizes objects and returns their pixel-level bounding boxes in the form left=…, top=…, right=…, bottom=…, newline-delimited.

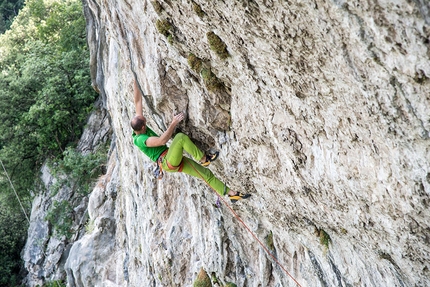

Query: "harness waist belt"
left=158, top=149, right=184, bottom=172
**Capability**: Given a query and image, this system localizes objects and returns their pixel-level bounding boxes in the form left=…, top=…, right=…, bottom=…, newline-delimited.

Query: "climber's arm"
left=145, top=113, right=185, bottom=147
left=133, top=79, right=144, bottom=117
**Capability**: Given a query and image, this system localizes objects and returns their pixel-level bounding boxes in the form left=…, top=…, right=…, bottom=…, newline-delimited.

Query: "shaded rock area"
left=24, top=0, right=429, bottom=286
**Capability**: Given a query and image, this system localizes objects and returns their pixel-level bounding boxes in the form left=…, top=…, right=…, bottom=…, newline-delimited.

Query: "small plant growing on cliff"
left=201, top=67, right=222, bottom=92
left=188, top=53, right=203, bottom=73
left=224, top=283, right=237, bottom=287
left=151, top=1, right=163, bottom=15
left=43, top=280, right=67, bottom=287
left=193, top=268, right=212, bottom=287
left=266, top=230, right=275, bottom=251
left=207, top=31, right=229, bottom=59
left=210, top=272, right=219, bottom=284
left=193, top=2, right=205, bottom=18
left=85, top=219, right=95, bottom=233
left=45, top=200, right=74, bottom=238
left=156, top=19, right=172, bottom=37
left=318, top=229, right=331, bottom=249
left=167, top=34, right=174, bottom=45
left=50, top=146, right=108, bottom=196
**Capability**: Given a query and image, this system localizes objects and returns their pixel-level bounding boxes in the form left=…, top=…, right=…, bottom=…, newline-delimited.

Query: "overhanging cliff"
left=25, top=0, right=430, bottom=286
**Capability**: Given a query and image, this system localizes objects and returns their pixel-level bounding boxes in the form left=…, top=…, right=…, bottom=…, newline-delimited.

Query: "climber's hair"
left=131, top=116, right=146, bottom=131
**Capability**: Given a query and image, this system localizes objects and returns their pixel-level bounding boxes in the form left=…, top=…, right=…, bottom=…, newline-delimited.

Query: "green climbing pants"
left=161, top=133, right=229, bottom=196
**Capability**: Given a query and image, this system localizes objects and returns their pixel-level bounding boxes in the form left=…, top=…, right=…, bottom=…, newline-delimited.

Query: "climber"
left=131, top=79, right=250, bottom=203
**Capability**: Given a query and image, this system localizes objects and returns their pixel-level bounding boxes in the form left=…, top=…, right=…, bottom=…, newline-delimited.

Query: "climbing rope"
left=184, top=158, right=303, bottom=287
left=0, top=159, right=31, bottom=224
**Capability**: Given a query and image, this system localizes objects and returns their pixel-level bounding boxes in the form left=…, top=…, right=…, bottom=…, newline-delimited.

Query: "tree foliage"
left=0, top=198, right=27, bottom=286
left=0, top=0, right=97, bottom=284
left=0, top=0, right=24, bottom=33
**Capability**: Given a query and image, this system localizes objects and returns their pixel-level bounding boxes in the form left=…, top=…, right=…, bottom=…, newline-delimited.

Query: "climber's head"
left=131, top=115, right=146, bottom=133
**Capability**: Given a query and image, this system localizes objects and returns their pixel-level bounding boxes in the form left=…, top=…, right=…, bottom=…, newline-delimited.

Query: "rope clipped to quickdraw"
left=184, top=159, right=303, bottom=287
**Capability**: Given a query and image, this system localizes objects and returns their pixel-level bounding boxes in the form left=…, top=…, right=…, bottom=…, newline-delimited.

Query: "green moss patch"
left=188, top=53, right=203, bottom=73
left=156, top=19, right=172, bottom=37
left=151, top=1, right=163, bottom=15
left=318, top=229, right=331, bottom=249
left=266, top=231, right=275, bottom=251
left=201, top=68, right=222, bottom=92
left=207, top=31, right=229, bottom=59
left=193, top=2, right=205, bottom=18
left=193, top=268, right=212, bottom=287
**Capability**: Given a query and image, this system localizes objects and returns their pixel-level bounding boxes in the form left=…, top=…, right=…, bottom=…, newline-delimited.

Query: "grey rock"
left=24, top=0, right=430, bottom=286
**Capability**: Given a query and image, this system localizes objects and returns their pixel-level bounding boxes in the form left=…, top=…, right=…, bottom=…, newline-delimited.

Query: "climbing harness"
left=153, top=149, right=184, bottom=179
left=184, top=159, right=303, bottom=287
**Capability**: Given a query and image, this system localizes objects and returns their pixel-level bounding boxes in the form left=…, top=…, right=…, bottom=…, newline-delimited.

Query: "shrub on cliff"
left=0, top=0, right=96, bottom=283
left=193, top=268, right=212, bottom=287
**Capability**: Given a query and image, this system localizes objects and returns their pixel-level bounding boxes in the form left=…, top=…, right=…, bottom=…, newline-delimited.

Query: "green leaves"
left=0, top=0, right=25, bottom=33
left=0, top=0, right=97, bottom=282
left=0, top=195, right=28, bottom=286
left=46, top=145, right=107, bottom=238
left=0, top=0, right=97, bottom=169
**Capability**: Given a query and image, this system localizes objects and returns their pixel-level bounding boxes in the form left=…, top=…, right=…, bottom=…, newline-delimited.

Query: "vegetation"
left=187, top=53, right=203, bottom=73
left=192, top=2, right=205, bottom=18
left=0, top=0, right=24, bottom=33
left=266, top=230, right=275, bottom=251
left=318, top=229, right=331, bottom=249
left=193, top=268, right=212, bottom=287
left=156, top=19, right=172, bottom=37
left=42, top=280, right=67, bottom=287
left=0, top=201, right=27, bottom=286
left=224, top=283, right=237, bottom=287
left=0, top=0, right=97, bottom=283
left=207, top=31, right=229, bottom=59
left=201, top=67, right=222, bottom=92
left=45, top=142, right=107, bottom=238
left=151, top=1, right=163, bottom=15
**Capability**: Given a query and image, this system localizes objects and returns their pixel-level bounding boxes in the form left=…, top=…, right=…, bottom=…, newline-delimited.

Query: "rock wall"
left=25, top=0, right=430, bottom=286
left=22, top=102, right=112, bottom=286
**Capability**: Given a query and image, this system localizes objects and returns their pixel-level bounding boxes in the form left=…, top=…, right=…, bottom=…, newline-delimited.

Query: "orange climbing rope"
left=184, top=159, right=303, bottom=287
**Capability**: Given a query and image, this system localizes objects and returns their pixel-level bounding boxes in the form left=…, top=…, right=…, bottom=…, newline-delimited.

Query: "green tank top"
left=132, top=126, right=167, bottom=162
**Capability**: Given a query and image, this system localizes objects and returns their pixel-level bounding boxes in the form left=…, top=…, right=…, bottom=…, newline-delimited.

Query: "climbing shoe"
left=201, top=151, right=219, bottom=167
left=228, top=192, right=251, bottom=203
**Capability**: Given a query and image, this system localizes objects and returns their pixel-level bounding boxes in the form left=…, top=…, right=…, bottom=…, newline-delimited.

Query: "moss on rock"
left=207, top=31, right=229, bottom=59
left=193, top=268, right=212, bottom=287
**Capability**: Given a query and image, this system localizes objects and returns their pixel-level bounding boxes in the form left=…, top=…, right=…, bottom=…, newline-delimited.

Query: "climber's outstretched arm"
left=133, top=79, right=143, bottom=117
left=145, top=113, right=185, bottom=147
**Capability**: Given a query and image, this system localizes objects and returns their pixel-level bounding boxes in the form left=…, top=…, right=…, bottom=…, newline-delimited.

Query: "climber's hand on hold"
left=170, top=112, right=184, bottom=128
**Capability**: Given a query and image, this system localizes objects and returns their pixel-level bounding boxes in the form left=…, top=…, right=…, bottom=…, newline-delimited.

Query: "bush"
left=193, top=268, right=212, bottom=287
left=50, top=146, right=107, bottom=196
left=0, top=0, right=96, bottom=283
left=0, top=199, right=28, bottom=286
left=43, top=280, right=67, bottom=287
left=46, top=145, right=107, bottom=238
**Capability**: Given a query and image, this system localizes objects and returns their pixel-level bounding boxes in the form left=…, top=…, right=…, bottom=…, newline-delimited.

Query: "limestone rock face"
left=22, top=105, right=112, bottom=286
left=25, top=0, right=430, bottom=286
